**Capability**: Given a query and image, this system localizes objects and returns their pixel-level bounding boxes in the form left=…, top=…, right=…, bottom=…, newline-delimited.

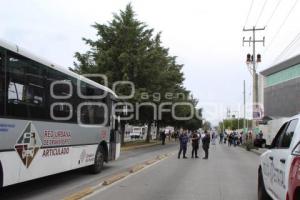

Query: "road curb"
left=129, top=164, right=145, bottom=173
left=121, top=143, right=159, bottom=151
left=250, top=149, right=264, bottom=156
left=63, top=187, right=94, bottom=200
left=145, top=158, right=158, bottom=165
left=156, top=154, right=166, bottom=160
left=102, top=171, right=130, bottom=186
left=239, top=146, right=264, bottom=156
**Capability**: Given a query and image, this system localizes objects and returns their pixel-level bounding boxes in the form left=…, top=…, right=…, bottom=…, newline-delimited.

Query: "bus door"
left=109, top=127, right=120, bottom=160
left=108, top=101, right=120, bottom=161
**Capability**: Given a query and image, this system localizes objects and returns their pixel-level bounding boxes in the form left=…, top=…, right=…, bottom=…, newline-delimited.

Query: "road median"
left=103, top=171, right=130, bottom=186
left=64, top=187, right=94, bottom=200
left=129, top=164, right=145, bottom=173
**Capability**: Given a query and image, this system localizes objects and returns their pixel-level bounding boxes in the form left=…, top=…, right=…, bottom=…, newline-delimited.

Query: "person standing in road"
left=259, top=130, right=263, bottom=139
left=219, top=132, right=224, bottom=144
left=191, top=131, right=199, bottom=158
left=178, top=131, right=189, bottom=159
left=161, top=131, right=166, bottom=145
left=202, top=130, right=210, bottom=159
left=248, top=131, right=253, bottom=142
left=211, top=131, right=216, bottom=145
left=240, top=131, right=243, bottom=145
left=233, top=130, right=238, bottom=147
left=174, top=130, right=179, bottom=142
left=228, top=132, right=232, bottom=147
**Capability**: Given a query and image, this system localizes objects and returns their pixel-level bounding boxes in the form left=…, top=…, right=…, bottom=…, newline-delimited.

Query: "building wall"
left=264, top=76, right=300, bottom=117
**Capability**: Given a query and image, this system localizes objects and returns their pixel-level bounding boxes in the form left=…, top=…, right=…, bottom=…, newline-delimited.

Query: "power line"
left=244, top=0, right=255, bottom=27
left=255, top=0, right=268, bottom=26
left=264, top=0, right=299, bottom=55
left=286, top=40, right=300, bottom=57
left=272, top=31, right=300, bottom=64
left=265, top=0, right=282, bottom=27
left=275, top=32, right=300, bottom=62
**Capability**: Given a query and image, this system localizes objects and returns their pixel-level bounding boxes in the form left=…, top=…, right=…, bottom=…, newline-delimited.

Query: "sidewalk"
left=239, top=143, right=268, bottom=156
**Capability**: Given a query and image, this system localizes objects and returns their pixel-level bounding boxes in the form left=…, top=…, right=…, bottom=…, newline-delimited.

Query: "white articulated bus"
left=0, top=40, right=121, bottom=188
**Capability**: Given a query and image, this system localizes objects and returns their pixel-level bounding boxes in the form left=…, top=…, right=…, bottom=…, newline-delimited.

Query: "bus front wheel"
left=89, top=146, right=104, bottom=174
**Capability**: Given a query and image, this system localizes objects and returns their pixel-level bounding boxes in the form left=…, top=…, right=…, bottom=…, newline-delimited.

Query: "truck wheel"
left=89, top=146, right=104, bottom=174
left=258, top=170, right=271, bottom=200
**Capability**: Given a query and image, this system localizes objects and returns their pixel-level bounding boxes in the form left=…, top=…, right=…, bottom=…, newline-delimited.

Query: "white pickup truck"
left=258, top=114, right=300, bottom=200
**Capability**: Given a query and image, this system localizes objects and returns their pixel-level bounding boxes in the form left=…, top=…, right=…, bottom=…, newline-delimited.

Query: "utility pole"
left=226, top=108, right=231, bottom=129
left=243, top=26, right=265, bottom=131
left=226, top=108, right=230, bottom=118
left=237, top=112, right=240, bottom=130
left=243, top=80, right=246, bottom=133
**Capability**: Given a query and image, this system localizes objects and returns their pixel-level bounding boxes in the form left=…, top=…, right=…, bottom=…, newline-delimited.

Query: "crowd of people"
left=159, top=128, right=261, bottom=160
left=219, top=130, right=258, bottom=147
left=219, top=130, right=243, bottom=147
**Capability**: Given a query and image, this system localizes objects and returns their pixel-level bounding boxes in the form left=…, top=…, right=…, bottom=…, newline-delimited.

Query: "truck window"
left=279, top=119, right=298, bottom=148
left=271, top=122, right=288, bottom=148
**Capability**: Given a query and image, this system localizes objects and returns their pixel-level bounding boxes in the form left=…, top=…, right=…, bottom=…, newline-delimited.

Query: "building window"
left=266, top=63, right=300, bottom=87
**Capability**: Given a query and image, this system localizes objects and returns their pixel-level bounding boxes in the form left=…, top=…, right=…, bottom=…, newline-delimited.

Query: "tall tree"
left=72, top=4, right=200, bottom=143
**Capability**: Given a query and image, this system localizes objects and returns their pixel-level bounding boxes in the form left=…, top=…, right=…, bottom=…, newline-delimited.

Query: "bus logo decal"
left=14, top=122, right=42, bottom=168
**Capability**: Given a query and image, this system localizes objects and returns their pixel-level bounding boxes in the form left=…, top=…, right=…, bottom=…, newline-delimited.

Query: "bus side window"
left=78, top=83, right=107, bottom=125
left=6, top=51, right=46, bottom=119
left=47, top=68, right=76, bottom=123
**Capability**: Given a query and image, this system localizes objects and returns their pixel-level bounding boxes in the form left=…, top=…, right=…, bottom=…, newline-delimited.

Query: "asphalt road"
left=0, top=143, right=177, bottom=200
left=87, top=144, right=260, bottom=200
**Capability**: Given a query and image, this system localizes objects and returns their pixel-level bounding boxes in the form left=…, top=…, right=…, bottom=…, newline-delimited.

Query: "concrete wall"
left=264, top=76, right=300, bottom=117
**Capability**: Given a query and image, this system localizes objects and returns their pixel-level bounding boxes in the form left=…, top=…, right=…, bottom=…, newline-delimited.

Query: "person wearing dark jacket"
left=178, top=131, right=189, bottom=159
left=191, top=131, right=199, bottom=158
left=161, top=131, right=166, bottom=145
left=202, top=130, right=210, bottom=159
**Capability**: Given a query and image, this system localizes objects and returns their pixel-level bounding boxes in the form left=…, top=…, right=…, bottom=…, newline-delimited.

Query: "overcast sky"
left=1, top=0, right=300, bottom=125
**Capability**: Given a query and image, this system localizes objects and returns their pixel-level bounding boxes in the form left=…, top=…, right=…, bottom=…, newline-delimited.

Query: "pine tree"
left=72, top=4, right=201, bottom=143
